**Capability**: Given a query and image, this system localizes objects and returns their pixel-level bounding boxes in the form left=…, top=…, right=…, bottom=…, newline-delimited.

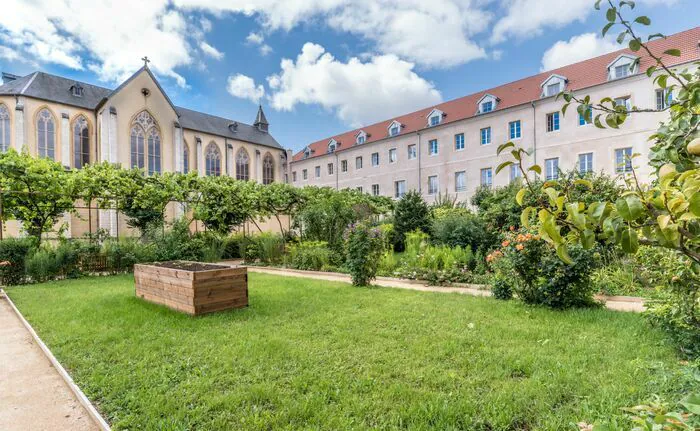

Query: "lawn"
left=7, top=273, right=691, bottom=430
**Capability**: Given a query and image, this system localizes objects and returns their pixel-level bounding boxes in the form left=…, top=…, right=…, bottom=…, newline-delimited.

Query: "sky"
left=0, top=0, right=698, bottom=153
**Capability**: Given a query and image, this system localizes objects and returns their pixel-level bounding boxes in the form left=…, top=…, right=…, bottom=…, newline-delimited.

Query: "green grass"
left=7, top=274, right=690, bottom=430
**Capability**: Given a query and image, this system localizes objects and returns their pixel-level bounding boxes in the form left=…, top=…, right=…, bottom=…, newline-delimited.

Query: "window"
left=429, top=139, right=438, bottom=155
left=509, top=164, right=521, bottom=183
left=389, top=148, right=397, bottom=163
left=71, top=84, right=83, bottom=97
left=183, top=143, right=189, bottom=174
left=131, top=111, right=160, bottom=172
left=356, top=186, right=363, bottom=193
left=656, top=89, right=673, bottom=110
left=614, top=96, right=631, bottom=111
left=546, top=112, right=560, bottom=132
left=356, top=135, right=365, bottom=145
left=579, top=153, right=593, bottom=173
left=327, top=163, right=334, bottom=175
left=37, top=108, right=56, bottom=160
left=389, top=123, right=400, bottom=137
left=480, top=168, right=492, bottom=187
left=371, top=152, right=379, bottom=167
left=292, top=171, right=297, bottom=182
left=72, top=116, right=89, bottom=168
left=430, top=115, right=441, bottom=126
left=372, top=184, right=380, bottom=196
left=455, top=171, right=466, bottom=192
left=303, top=148, right=311, bottom=159
left=546, top=82, right=560, bottom=97
left=545, top=157, right=559, bottom=180
left=0, top=104, right=9, bottom=152
left=480, top=127, right=491, bottom=145
left=428, top=175, right=438, bottom=195
left=454, top=133, right=465, bottom=151
left=341, top=160, right=348, bottom=172
left=302, top=169, right=308, bottom=180
left=408, top=144, right=417, bottom=160
left=615, top=147, right=633, bottom=173
left=263, top=153, right=274, bottom=184
left=356, top=156, right=363, bottom=169
left=205, top=143, right=221, bottom=176
left=315, top=166, right=321, bottom=178
left=579, top=107, right=592, bottom=126
left=614, top=64, right=629, bottom=79
left=509, top=120, right=521, bottom=140
left=235, top=148, right=250, bottom=180
left=481, top=101, right=493, bottom=113
left=327, top=141, right=337, bottom=153
left=394, top=180, right=406, bottom=198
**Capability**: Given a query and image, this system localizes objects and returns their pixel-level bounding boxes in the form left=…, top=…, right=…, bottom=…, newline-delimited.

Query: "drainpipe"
left=530, top=101, right=537, bottom=168
left=417, top=131, right=422, bottom=193
left=335, top=152, right=339, bottom=190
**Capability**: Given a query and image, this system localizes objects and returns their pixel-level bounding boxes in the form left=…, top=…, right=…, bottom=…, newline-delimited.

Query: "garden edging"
left=0, top=289, right=111, bottom=431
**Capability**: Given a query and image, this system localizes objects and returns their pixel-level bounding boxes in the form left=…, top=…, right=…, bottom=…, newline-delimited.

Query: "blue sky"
left=0, top=0, right=698, bottom=153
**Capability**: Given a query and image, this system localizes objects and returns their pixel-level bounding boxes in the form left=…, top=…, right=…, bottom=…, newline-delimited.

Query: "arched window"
left=37, top=108, right=56, bottom=159
left=205, top=143, right=221, bottom=176
left=0, top=104, right=9, bottom=152
left=147, top=128, right=161, bottom=175
left=183, top=143, right=189, bottom=174
left=263, top=153, right=274, bottom=185
left=130, top=110, right=160, bottom=173
left=235, top=148, right=250, bottom=181
left=72, top=116, right=89, bottom=168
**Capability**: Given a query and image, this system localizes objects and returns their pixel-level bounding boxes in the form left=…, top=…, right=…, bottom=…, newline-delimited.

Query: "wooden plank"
left=193, top=267, right=246, bottom=281
left=193, top=289, right=247, bottom=306
left=195, top=296, right=248, bottom=314
left=134, top=265, right=195, bottom=281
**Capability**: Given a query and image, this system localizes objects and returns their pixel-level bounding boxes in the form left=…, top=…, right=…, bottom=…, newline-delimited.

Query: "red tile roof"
left=292, top=26, right=700, bottom=162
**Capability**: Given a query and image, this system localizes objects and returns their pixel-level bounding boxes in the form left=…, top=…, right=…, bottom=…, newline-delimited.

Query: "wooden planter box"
left=134, top=261, right=248, bottom=315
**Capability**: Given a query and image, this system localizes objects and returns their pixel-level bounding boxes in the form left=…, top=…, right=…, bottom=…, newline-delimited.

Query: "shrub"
left=430, top=209, right=495, bottom=252
left=344, top=222, right=383, bottom=286
left=102, top=238, right=155, bottom=273
left=393, top=191, right=430, bottom=251
left=222, top=234, right=245, bottom=259
left=0, top=237, right=35, bottom=285
left=25, top=247, right=61, bottom=283
left=491, top=276, right=514, bottom=300
left=286, top=241, right=333, bottom=271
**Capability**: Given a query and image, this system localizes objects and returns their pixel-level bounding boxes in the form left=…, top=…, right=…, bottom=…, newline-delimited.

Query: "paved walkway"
left=243, top=265, right=646, bottom=313
left=0, top=295, right=100, bottom=431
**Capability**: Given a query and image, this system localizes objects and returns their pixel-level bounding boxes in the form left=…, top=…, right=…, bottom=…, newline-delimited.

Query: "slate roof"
left=0, top=69, right=282, bottom=150
left=293, top=26, right=700, bottom=162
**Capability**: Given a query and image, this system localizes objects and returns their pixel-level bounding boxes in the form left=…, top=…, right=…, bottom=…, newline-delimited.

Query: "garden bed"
left=134, top=261, right=247, bottom=315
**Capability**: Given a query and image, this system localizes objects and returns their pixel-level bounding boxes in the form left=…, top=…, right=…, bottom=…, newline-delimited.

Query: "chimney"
left=254, top=105, right=269, bottom=133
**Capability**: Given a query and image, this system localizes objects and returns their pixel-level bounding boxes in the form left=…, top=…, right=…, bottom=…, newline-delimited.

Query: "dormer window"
left=303, top=147, right=312, bottom=159
left=70, top=83, right=84, bottom=97
left=388, top=121, right=402, bottom=137
left=540, top=74, right=567, bottom=98
left=477, top=94, right=499, bottom=114
left=427, top=109, right=444, bottom=127
left=327, top=139, right=338, bottom=153
left=607, top=54, right=638, bottom=80
left=355, top=130, right=368, bottom=145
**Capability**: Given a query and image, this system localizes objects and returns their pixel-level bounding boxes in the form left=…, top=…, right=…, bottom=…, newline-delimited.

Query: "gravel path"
left=0, top=295, right=99, bottom=431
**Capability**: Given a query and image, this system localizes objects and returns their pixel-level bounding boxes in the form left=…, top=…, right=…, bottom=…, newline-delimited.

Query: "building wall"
left=289, top=70, right=674, bottom=204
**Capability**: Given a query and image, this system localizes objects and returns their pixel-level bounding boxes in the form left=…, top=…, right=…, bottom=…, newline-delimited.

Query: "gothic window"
left=205, top=142, right=221, bottom=176
left=263, top=153, right=274, bottom=184
left=130, top=126, right=145, bottom=169
left=130, top=110, right=160, bottom=173
left=0, top=104, right=9, bottom=152
left=37, top=109, right=55, bottom=159
left=236, top=148, right=250, bottom=181
left=72, top=115, right=90, bottom=168
left=148, top=128, right=161, bottom=174
left=183, top=143, right=190, bottom=174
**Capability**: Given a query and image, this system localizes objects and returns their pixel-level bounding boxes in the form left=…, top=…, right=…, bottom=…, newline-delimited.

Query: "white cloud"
left=541, top=33, right=618, bottom=71
left=176, top=0, right=489, bottom=68
left=0, top=46, right=20, bottom=62
left=0, top=0, right=222, bottom=87
left=245, top=32, right=273, bottom=56
left=200, top=41, right=224, bottom=60
left=266, top=43, right=442, bottom=127
left=227, top=73, right=265, bottom=104
left=491, top=0, right=593, bottom=44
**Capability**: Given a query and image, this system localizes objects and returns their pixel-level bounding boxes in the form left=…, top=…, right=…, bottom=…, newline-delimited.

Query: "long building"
left=0, top=64, right=287, bottom=237
left=289, top=27, right=700, bottom=203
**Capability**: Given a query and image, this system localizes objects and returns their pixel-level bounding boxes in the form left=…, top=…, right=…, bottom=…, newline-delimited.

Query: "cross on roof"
left=141, top=56, right=150, bottom=67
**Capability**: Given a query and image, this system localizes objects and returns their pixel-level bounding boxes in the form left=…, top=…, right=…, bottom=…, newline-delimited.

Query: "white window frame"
left=508, top=120, right=521, bottom=140
left=578, top=152, right=594, bottom=174
left=395, top=180, right=406, bottom=199
left=408, top=144, right=417, bottom=160
left=455, top=171, right=466, bottom=192
left=540, top=74, right=567, bottom=98
left=356, top=156, right=363, bottom=170
left=546, top=112, right=560, bottom=132
left=545, top=157, right=559, bottom=180
left=372, top=184, right=380, bottom=196
left=476, top=94, right=498, bottom=114
left=429, top=139, right=438, bottom=155
left=480, top=168, right=493, bottom=188
left=389, top=148, right=397, bottom=163
left=480, top=127, right=491, bottom=145
left=371, top=152, right=379, bottom=167
left=615, top=147, right=633, bottom=173
left=509, top=164, right=521, bottom=183
left=428, top=175, right=438, bottom=195
left=341, top=159, right=348, bottom=172
left=454, top=133, right=465, bottom=151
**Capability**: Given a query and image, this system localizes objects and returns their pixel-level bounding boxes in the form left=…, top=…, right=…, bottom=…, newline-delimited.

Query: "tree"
left=194, top=176, right=258, bottom=235
left=0, top=150, right=77, bottom=243
left=393, top=190, right=431, bottom=250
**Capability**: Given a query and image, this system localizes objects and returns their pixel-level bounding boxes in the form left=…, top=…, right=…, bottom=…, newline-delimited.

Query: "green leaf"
left=556, top=244, right=573, bottom=264
left=606, top=7, right=617, bottom=22
left=616, top=195, right=645, bottom=221
left=657, top=74, right=668, bottom=88
left=689, top=192, right=700, bottom=216
left=516, top=188, right=527, bottom=206
left=520, top=206, right=533, bottom=228
left=594, top=0, right=602, bottom=10
left=496, top=141, right=514, bottom=155
left=605, top=114, right=620, bottom=129
left=594, top=114, right=605, bottom=129
left=616, top=31, right=627, bottom=44
left=620, top=227, right=639, bottom=253
left=573, top=179, right=592, bottom=189
left=628, top=39, right=641, bottom=52
left=561, top=102, right=569, bottom=116
left=528, top=165, right=542, bottom=175
left=495, top=161, right=513, bottom=175
left=681, top=393, right=700, bottom=415
left=664, top=48, right=681, bottom=57
left=602, top=22, right=614, bottom=36
left=634, top=16, right=650, bottom=25
left=645, top=65, right=656, bottom=77
left=581, top=230, right=596, bottom=249
left=647, top=33, right=665, bottom=41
